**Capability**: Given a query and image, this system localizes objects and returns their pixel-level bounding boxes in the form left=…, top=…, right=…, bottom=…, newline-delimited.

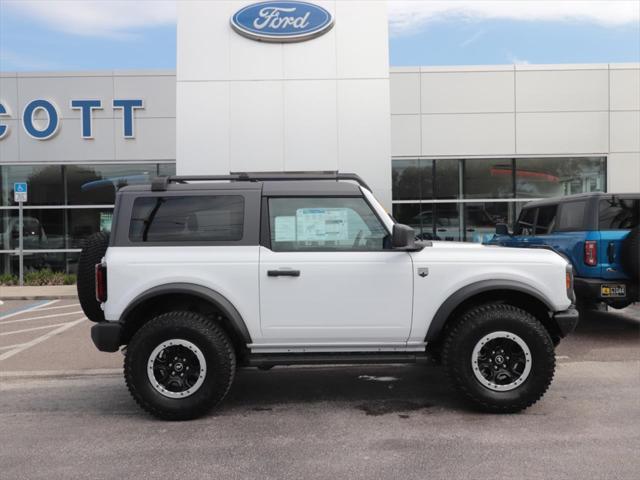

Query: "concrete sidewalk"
left=0, top=285, right=77, bottom=300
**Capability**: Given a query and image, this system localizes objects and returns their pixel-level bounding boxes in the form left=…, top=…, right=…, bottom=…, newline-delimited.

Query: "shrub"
left=0, top=269, right=77, bottom=286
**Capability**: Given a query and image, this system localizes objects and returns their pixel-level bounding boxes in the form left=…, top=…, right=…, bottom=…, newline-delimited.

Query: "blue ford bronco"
left=487, top=193, right=639, bottom=309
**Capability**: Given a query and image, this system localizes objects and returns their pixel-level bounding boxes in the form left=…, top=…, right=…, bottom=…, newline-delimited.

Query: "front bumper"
left=553, top=307, right=580, bottom=337
left=574, top=277, right=639, bottom=304
left=91, top=321, right=122, bottom=352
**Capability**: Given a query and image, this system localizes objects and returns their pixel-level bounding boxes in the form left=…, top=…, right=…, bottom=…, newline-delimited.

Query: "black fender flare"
left=425, top=280, right=555, bottom=342
left=120, top=283, right=252, bottom=344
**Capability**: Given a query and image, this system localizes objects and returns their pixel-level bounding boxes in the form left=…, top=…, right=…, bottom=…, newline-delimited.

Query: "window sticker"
left=274, top=216, right=296, bottom=241
left=295, top=208, right=348, bottom=242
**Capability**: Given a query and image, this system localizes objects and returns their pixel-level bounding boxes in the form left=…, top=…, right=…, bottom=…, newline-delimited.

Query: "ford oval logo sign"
left=231, top=1, right=334, bottom=43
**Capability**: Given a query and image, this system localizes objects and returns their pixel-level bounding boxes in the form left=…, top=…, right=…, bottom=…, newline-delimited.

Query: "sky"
left=0, top=0, right=638, bottom=71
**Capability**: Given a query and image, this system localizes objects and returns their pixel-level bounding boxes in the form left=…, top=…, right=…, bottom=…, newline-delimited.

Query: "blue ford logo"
left=231, top=1, right=334, bottom=43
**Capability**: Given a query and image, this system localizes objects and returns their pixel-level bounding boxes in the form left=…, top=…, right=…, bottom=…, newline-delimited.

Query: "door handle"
left=267, top=269, right=301, bottom=277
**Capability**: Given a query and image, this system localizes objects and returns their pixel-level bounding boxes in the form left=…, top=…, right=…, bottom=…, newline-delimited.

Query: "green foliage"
left=0, top=269, right=77, bottom=286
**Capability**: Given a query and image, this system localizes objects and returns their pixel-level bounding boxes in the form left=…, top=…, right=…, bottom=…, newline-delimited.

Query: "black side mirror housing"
left=495, top=223, right=510, bottom=236
left=392, top=224, right=419, bottom=250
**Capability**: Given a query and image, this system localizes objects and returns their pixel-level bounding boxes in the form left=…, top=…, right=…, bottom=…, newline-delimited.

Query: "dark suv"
left=487, top=193, right=639, bottom=309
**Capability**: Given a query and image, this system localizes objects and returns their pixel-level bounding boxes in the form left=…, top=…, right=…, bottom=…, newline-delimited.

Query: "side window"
left=557, top=201, right=587, bottom=231
left=129, top=195, right=244, bottom=243
left=535, top=205, right=558, bottom=235
left=599, top=197, right=640, bottom=230
left=515, top=208, right=536, bottom=235
left=268, top=197, right=389, bottom=252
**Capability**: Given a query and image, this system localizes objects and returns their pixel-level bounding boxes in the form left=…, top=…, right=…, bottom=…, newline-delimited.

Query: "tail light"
left=95, top=263, right=107, bottom=303
left=584, top=241, right=597, bottom=266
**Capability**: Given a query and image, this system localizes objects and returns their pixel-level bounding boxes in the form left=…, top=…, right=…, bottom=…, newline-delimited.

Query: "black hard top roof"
left=521, top=192, right=638, bottom=209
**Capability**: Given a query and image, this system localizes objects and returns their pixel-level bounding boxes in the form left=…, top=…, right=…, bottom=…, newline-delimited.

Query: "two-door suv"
left=78, top=172, right=578, bottom=420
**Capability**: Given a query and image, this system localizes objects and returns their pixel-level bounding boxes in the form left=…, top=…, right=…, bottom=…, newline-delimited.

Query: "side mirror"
left=495, top=223, right=510, bottom=236
left=392, top=224, right=417, bottom=250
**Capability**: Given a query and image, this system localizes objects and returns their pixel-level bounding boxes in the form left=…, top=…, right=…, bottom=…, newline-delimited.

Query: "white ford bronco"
left=79, top=172, right=579, bottom=420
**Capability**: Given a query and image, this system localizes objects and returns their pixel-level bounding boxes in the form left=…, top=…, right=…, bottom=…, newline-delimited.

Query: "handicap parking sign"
left=14, top=182, right=27, bottom=202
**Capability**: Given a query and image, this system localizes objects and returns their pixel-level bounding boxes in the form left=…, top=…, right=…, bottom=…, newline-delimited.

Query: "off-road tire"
left=441, top=303, right=555, bottom=413
left=77, top=231, right=109, bottom=322
left=621, top=226, right=639, bottom=280
left=124, top=311, right=236, bottom=421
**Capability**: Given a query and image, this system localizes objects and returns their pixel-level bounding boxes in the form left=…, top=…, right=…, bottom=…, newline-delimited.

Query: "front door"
left=258, top=196, right=414, bottom=346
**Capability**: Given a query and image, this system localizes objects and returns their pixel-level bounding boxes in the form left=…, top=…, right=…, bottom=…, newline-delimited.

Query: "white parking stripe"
left=0, top=317, right=86, bottom=362
left=0, top=343, right=27, bottom=351
left=0, top=322, right=78, bottom=337
left=0, top=300, right=59, bottom=320
left=0, top=310, right=84, bottom=325
left=27, top=303, right=80, bottom=312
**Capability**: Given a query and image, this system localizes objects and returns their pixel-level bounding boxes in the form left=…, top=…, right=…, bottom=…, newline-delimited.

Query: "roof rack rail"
left=150, top=171, right=372, bottom=192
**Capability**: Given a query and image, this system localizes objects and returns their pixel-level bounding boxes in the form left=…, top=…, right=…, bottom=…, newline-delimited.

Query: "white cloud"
left=1, top=0, right=176, bottom=38
left=389, top=0, right=640, bottom=36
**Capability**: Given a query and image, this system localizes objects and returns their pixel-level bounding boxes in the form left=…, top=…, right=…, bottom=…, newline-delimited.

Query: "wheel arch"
left=425, top=280, right=559, bottom=343
left=119, top=283, right=252, bottom=352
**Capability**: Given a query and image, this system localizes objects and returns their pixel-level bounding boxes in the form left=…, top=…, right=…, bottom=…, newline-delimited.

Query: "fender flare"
left=120, top=283, right=252, bottom=344
left=425, top=279, right=555, bottom=342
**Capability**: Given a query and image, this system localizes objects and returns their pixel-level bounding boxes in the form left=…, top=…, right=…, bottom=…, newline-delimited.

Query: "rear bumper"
left=574, top=277, right=639, bottom=304
left=553, top=307, right=580, bottom=337
left=91, top=321, right=122, bottom=352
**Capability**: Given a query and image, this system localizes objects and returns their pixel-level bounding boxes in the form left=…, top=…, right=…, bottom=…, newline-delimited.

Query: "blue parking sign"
left=14, top=182, right=27, bottom=202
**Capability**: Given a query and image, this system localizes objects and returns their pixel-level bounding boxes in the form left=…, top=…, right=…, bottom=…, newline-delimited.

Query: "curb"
left=0, top=293, right=78, bottom=300
left=0, top=368, right=121, bottom=381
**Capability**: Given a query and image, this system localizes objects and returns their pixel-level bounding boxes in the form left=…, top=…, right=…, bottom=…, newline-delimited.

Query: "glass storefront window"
left=66, top=164, right=159, bottom=205
left=464, top=159, right=514, bottom=199
left=0, top=209, right=65, bottom=250
left=158, top=163, right=177, bottom=176
left=515, top=157, right=605, bottom=198
left=464, top=202, right=513, bottom=243
left=434, top=160, right=459, bottom=199
left=67, top=209, right=114, bottom=248
left=0, top=165, right=64, bottom=206
left=392, top=159, right=433, bottom=200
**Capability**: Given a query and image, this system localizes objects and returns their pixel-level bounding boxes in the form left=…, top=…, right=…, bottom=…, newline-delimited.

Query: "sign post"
left=14, top=182, right=27, bottom=286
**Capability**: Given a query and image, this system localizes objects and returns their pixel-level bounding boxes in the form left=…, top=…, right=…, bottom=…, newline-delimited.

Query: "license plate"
left=601, top=284, right=626, bottom=298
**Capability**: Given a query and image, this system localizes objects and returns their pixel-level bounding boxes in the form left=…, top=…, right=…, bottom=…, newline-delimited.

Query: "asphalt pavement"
left=0, top=299, right=638, bottom=480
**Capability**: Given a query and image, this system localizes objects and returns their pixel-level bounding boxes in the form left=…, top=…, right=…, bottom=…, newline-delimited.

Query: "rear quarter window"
left=557, top=201, right=587, bottom=231
left=598, top=197, right=640, bottom=230
left=129, top=195, right=244, bottom=243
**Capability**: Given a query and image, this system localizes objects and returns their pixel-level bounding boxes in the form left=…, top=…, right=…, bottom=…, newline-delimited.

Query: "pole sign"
left=231, top=1, right=334, bottom=43
left=14, top=182, right=27, bottom=203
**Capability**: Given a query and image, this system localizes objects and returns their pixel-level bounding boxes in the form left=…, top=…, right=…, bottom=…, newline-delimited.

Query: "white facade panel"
left=422, top=113, right=515, bottom=156
left=176, top=0, right=233, bottom=81
left=390, top=115, right=420, bottom=156
left=229, top=34, right=284, bottom=81
left=610, top=68, right=640, bottom=111
left=337, top=79, right=392, bottom=207
left=516, top=112, right=609, bottom=154
left=176, top=82, right=229, bottom=175
left=0, top=76, right=18, bottom=113
left=283, top=80, right=338, bottom=171
left=421, top=71, right=515, bottom=113
left=515, top=69, right=608, bottom=112
left=229, top=81, right=284, bottom=172
left=390, top=73, right=420, bottom=115
left=610, top=111, right=640, bottom=153
left=607, top=153, right=640, bottom=193
left=335, top=1, right=389, bottom=79
left=0, top=119, right=19, bottom=162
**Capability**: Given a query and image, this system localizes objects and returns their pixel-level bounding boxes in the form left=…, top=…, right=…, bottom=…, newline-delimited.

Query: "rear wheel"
left=442, top=303, right=555, bottom=413
left=125, top=311, right=236, bottom=420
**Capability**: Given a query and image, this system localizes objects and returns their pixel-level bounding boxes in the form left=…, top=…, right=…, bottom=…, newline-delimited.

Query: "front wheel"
left=124, top=311, right=236, bottom=420
left=441, top=303, right=555, bottom=413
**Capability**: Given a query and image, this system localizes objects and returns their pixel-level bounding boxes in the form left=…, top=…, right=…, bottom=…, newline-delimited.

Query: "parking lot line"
left=0, top=310, right=84, bottom=325
left=27, top=303, right=80, bottom=312
left=0, top=317, right=86, bottom=362
left=0, top=322, right=80, bottom=337
left=0, top=343, right=27, bottom=351
left=0, top=300, right=58, bottom=320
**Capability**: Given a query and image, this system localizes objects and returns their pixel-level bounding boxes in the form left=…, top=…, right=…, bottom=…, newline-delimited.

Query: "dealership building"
left=0, top=1, right=639, bottom=275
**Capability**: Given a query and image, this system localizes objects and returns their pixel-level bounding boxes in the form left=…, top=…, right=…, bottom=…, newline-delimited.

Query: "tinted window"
left=599, top=197, right=640, bottom=230
left=129, top=196, right=244, bottom=243
left=557, top=201, right=587, bottom=231
left=515, top=208, right=536, bottom=235
left=535, top=205, right=558, bottom=234
left=269, top=197, right=389, bottom=251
